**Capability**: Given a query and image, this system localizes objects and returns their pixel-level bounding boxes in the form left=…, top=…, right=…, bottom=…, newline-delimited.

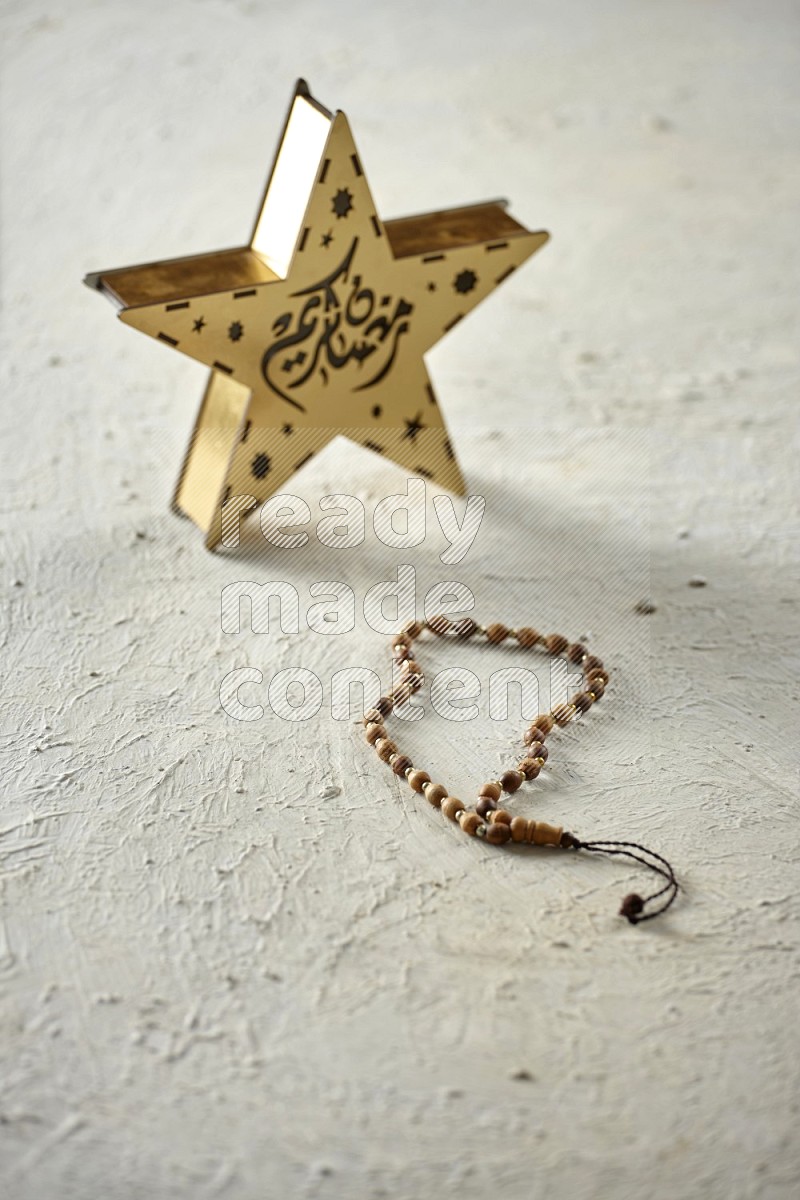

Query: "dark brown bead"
left=392, top=755, right=413, bottom=776
left=476, top=796, right=497, bottom=819
left=518, top=758, right=541, bottom=780
left=588, top=680, right=606, bottom=700
left=567, top=642, right=587, bottom=664
left=572, top=691, right=593, bottom=713
left=584, top=655, right=604, bottom=673
left=529, top=742, right=548, bottom=762
left=534, top=714, right=555, bottom=735
left=485, top=821, right=511, bottom=846
left=452, top=616, right=477, bottom=638
left=523, top=725, right=549, bottom=746
left=501, top=769, right=523, bottom=793
left=516, top=627, right=541, bottom=648
left=587, top=669, right=609, bottom=687
left=545, top=633, right=569, bottom=655
left=375, top=696, right=392, bottom=716
left=485, top=623, right=509, bottom=644
left=427, top=613, right=451, bottom=636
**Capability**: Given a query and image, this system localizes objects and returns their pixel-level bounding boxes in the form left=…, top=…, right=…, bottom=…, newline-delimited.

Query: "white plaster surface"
left=1, top=1, right=799, bottom=1197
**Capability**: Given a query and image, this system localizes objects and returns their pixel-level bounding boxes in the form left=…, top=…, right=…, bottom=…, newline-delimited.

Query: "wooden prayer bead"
left=501, top=769, right=523, bottom=793
left=452, top=616, right=477, bottom=638
left=588, top=680, right=606, bottom=700
left=424, top=782, right=448, bottom=808
left=489, top=809, right=513, bottom=825
left=402, top=659, right=422, bottom=675
left=375, top=696, right=393, bottom=716
left=572, top=691, right=593, bottom=713
left=534, top=714, right=555, bottom=735
left=441, top=796, right=465, bottom=821
left=531, top=821, right=563, bottom=846
left=407, top=770, right=430, bottom=793
left=478, top=781, right=502, bottom=801
left=515, top=627, right=540, bottom=648
left=363, top=707, right=383, bottom=726
left=365, top=722, right=386, bottom=745
left=528, top=742, right=547, bottom=762
left=524, top=725, right=549, bottom=745
left=545, top=633, right=568, bottom=654
left=486, top=821, right=511, bottom=845
left=459, top=811, right=482, bottom=836
left=518, top=758, right=541, bottom=780
left=583, top=655, right=604, bottom=673
left=402, top=620, right=423, bottom=639
left=587, top=669, right=609, bottom=687
left=392, top=755, right=413, bottom=776
left=426, top=614, right=451, bottom=636
left=552, top=703, right=575, bottom=727
left=510, top=815, right=529, bottom=842
left=375, top=738, right=398, bottom=762
left=485, top=623, right=509, bottom=644
left=476, top=796, right=497, bottom=819
left=567, top=642, right=587, bottom=664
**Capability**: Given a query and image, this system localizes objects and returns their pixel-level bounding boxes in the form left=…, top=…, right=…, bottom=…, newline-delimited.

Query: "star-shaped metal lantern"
left=85, top=80, right=549, bottom=548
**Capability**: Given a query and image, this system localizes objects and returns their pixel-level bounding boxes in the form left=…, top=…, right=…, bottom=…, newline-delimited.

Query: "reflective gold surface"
left=85, top=79, right=549, bottom=548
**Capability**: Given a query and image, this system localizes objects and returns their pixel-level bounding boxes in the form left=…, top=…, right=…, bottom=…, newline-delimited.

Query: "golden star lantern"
left=85, top=80, right=549, bottom=549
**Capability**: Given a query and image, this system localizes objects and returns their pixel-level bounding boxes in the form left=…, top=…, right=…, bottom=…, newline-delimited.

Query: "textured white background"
left=1, top=1, right=799, bottom=1197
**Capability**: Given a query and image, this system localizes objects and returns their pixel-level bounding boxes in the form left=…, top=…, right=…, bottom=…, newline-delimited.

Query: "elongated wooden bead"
left=441, top=796, right=465, bottom=821
left=532, top=821, right=563, bottom=846
left=510, top=815, right=529, bottom=842
left=408, top=769, right=430, bottom=793
left=486, top=821, right=511, bottom=845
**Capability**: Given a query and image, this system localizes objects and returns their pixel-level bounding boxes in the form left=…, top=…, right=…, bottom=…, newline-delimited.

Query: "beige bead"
left=459, top=811, right=482, bottom=836
left=441, top=796, right=466, bottom=821
left=375, top=738, right=397, bottom=763
left=485, top=623, right=509, bottom=644
left=365, top=722, right=386, bottom=745
left=489, top=808, right=513, bottom=825
left=478, top=780, right=502, bottom=801
left=510, top=816, right=529, bottom=842
left=424, top=782, right=448, bottom=808
left=531, top=821, right=563, bottom=846
left=407, top=769, right=430, bottom=793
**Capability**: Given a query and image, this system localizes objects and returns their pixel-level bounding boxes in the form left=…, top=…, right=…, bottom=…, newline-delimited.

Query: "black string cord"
left=560, top=834, right=679, bottom=924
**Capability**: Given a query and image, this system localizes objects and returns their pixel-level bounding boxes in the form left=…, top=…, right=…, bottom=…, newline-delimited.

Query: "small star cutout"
left=332, top=188, right=354, bottom=219
left=454, top=269, right=477, bottom=294
left=282, top=423, right=294, bottom=435
left=192, top=316, right=206, bottom=333
left=402, top=412, right=426, bottom=442
left=251, top=453, right=271, bottom=479
left=321, top=230, right=333, bottom=248
left=228, top=320, right=244, bottom=341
